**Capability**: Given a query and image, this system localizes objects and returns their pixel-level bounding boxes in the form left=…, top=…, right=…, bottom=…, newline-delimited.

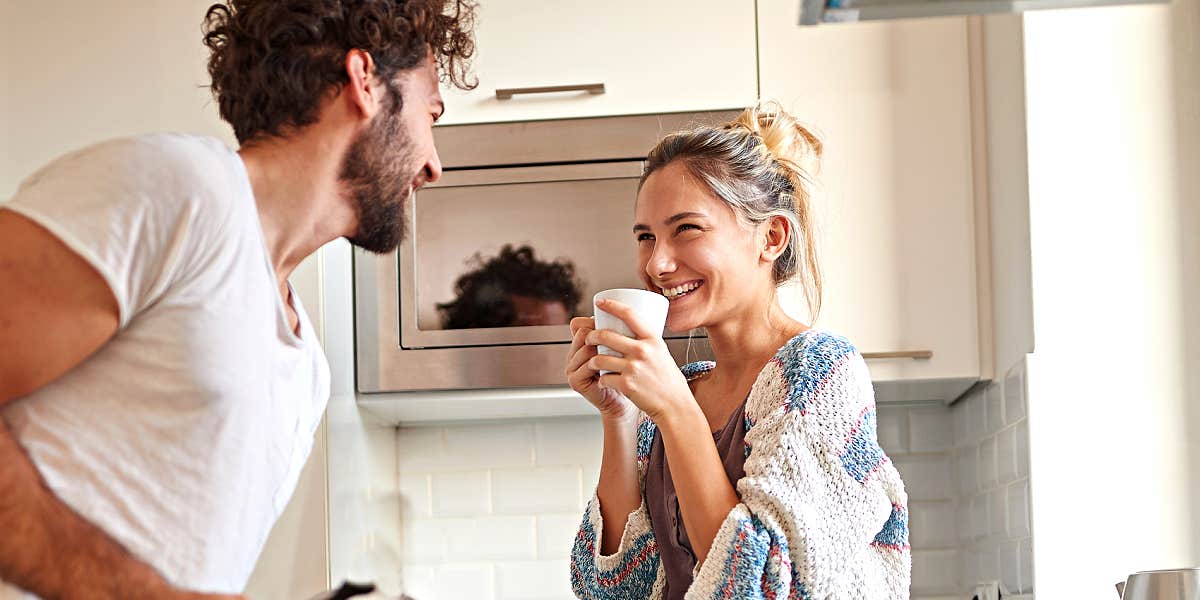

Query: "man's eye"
left=637, top=233, right=654, bottom=242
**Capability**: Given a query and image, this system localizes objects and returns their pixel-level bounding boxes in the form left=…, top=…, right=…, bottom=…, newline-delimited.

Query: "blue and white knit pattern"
left=569, top=329, right=911, bottom=599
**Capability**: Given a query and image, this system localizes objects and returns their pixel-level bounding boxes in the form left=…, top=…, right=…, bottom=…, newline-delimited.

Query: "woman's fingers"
left=566, top=341, right=598, bottom=374
left=569, top=316, right=595, bottom=336
left=594, top=298, right=657, bottom=339
left=586, top=328, right=638, bottom=357
left=588, top=353, right=625, bottom=374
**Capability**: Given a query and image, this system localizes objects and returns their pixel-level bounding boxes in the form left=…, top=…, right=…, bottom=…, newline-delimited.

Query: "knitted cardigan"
left=569, top=329, right=911, bottom=599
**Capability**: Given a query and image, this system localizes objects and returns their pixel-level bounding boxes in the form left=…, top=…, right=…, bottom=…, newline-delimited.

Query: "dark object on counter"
left=327, top=582, right=375, bottom=600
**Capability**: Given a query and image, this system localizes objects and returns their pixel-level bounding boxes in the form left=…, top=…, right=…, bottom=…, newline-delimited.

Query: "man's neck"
left=237, top=129, right=357, bottom=286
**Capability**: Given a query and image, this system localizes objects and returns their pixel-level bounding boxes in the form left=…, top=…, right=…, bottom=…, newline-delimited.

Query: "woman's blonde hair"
left=639, top=102, right=824, bottom=319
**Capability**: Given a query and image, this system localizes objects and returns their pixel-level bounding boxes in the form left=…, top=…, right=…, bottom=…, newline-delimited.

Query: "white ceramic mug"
left=592, top=288, right=669, bottom=374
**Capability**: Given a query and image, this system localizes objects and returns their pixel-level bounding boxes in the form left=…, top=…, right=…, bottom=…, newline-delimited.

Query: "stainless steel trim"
left=862, top=350, right=934, bottom=360
left=432, top=109, right=742, bottom=169
left=495, top=83, right=605, bottom=100
left=817, top=0, right=1166, bottom=24
left=425, top=160, right=644, bottom=189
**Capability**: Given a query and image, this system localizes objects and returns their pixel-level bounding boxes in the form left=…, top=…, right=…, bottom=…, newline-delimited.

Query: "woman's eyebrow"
left=633, top=212, right=707, bottom=232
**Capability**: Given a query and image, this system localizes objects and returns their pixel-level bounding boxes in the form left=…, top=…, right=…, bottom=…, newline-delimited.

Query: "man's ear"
left=343, top=49, right=382, bottom=120
left=760, top=215, right=791, bottom=263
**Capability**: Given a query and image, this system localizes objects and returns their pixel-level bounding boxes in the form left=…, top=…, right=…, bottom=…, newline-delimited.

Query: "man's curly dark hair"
left=438, top=245, right=585, bottom=329
left=202, top=0, right=477, bottom=143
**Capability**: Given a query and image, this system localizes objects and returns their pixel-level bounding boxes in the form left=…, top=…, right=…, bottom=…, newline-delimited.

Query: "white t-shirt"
left=0, top=134, right=330, bottom=596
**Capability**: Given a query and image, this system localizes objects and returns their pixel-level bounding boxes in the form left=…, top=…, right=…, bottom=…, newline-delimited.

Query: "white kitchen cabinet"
left=437, top=0, right=758, bottom=125
left=758, top=1, right=983, bottom=400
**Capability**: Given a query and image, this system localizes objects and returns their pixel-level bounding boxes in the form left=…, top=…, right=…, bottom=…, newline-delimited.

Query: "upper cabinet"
left=438, top=0, right=758, bottom=125
left=758, top=0, right=983, bottom=400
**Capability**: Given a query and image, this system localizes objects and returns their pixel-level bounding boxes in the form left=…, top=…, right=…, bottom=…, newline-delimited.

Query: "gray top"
left=645, top=393, right=748, bottom=600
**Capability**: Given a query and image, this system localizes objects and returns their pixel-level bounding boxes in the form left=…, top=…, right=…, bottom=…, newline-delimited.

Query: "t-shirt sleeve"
left=3, top=136, right=235, bottom=328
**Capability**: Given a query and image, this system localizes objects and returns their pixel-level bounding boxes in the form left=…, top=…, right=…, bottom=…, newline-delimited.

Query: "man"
left=0, top=1, right=475, bottom=598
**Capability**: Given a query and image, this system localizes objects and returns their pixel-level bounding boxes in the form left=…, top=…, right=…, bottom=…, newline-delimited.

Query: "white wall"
left=1, top=1, right=233, bottom=198
left=1, top=3, right=330, bottom=597
left=1023, top=1, right=1200, bottom=596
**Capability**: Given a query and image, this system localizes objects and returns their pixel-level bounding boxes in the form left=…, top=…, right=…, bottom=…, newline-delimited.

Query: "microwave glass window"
left=414, top=177, right=642, bottom=331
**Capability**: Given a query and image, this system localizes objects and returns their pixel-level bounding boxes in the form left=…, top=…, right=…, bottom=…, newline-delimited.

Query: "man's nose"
left=423, top=148, right=443, bottom=184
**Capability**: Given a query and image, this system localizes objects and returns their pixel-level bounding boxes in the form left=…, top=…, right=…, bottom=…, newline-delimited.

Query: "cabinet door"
left=439, top=0, right=757, bottom=125
left=758, top=2, right=981, bottom=389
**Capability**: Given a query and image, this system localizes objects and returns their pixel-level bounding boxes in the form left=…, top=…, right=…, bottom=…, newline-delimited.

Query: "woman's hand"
left=586, top=298, right=696, bottom=424
left=565, top=316, right=637, bottom=420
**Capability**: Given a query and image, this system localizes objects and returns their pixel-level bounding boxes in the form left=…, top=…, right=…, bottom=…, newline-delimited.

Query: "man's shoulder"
left=25, top=133, right=233, bottom=182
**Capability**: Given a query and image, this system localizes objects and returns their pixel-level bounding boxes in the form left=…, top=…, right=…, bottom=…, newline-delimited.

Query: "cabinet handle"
left=861, top=350, right=933, bottom=360
left=495, top=83, right=606, bottom=100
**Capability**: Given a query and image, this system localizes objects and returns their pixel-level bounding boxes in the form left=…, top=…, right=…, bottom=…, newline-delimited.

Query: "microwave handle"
left=496, top=82, right=606, bottom=100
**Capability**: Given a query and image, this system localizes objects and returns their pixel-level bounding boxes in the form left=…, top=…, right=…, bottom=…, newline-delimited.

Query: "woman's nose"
left=646, top=243, right=676, bottom=280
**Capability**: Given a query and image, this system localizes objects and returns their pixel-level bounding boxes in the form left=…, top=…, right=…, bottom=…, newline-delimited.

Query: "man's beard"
left=340, top=105, right=418, bottom=254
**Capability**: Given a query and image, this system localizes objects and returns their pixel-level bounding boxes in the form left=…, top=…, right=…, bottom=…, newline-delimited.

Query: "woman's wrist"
left=648, top=392, right=706, bottom=435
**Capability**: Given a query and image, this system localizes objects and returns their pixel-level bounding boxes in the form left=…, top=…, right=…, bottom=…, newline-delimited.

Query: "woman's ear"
left=759, top=215, right=791, bottom=263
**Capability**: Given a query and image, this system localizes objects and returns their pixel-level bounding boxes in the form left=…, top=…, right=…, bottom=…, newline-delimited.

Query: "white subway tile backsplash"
left=989, top=488, right=1007, bottom=537
left=1019, top=538, right=1034, bottom=594
left=956, top=502, right=971, bottom=548
left=1016, top=425, right=1030, bottom=480
left=986, top=385, right=1004, bottom=435
left=980, top=546, right=1000, bottom=582
left=969, top=494, right=988, bottom=541
left=912, top=549, right=958, bottom=593
left=399, top=473, right=432, bottom=519
left=444, top=516, right=537, bottom=562
left=1007, top=481, right=1030, bottom=538
left=435, top=564, right=495, bottom=600
left=956, top=446, right=979, bottom=496
left=581, top=466, right=601, bottom=499
left=979, top=436, right=998, bottom=490
left=537, top=514, right=583, bottom=560
left=996, top=426, right=1019, bottom=484
left=444, top=423, right=536, bottom=469
left=400, top=566, right=436, bottom=600
left=908, top=407, right=953, bottom=453
left=910, top=501, right=957, bottom=548
left=431, top=471, right=491, bottom=517
left=397, top=427, right=447, bottom=471
left=971, top=391, right=989, bottom=441
left=954, top=397, right=971, bottom=447
left=401, top=519, right=447, bottom=564
left=492, top=467, right=582, bottom=514
left=1005, top=365, right=1026, bottom=425
left=534, top=417, right=603, bottom=467
left=1000, top=540, right=1022, bottom=594
left=893, top=455, right=953, bottom=501
left=495, top=560, right=574, bottom=600
left=876, top=408, right=908, bottom=454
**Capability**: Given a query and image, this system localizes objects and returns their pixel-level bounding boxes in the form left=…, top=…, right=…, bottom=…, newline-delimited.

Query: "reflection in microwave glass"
left=435, top=244, right=583, bottom=329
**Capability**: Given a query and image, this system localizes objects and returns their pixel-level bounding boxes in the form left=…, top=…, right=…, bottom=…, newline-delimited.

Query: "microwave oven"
left=353, top=110, right=739, bottom=392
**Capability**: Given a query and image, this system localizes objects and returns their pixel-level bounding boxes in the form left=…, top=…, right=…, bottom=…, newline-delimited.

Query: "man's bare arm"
left=0, top=209, right=241, bottom=600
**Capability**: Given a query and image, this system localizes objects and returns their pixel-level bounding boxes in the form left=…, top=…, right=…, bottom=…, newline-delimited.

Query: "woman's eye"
left=637, top=233, right=654, bottom=242
left=676, top=223, right=700, bottom=234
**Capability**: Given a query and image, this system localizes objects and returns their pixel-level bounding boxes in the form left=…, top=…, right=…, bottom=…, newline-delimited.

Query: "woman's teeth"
left=662, top=281, right=702, bottom=299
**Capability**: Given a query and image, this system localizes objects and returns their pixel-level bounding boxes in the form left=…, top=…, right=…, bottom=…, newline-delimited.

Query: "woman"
left=565, top=105, right=910, bottom=599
